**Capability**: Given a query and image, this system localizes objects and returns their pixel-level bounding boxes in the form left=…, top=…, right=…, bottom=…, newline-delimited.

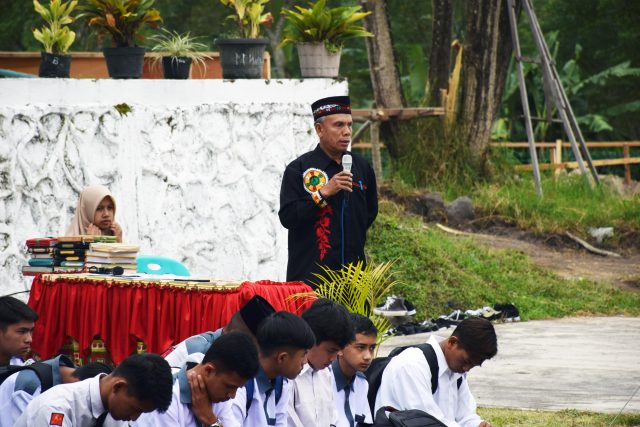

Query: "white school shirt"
left=164, top=329, right=223, bottom=374
left=330, top=360, right=372, bottom=427
left=0, top=355, right=73, bottom=427
left=135, top=363, right=232, bottom=427
left=13, top=374, right=126, bottom=427
left=220, top=367, right=290, bottom=427
left=374, top=335, right=482, bottom=427
left=287, top=363, right=338, bottom=427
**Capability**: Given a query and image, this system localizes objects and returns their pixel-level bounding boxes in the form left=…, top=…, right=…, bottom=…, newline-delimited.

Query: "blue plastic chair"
left=136, top=255, right=191, bottom=276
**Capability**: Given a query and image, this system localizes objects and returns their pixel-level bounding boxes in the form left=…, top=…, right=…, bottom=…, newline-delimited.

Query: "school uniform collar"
left=331, top=359, right=355, bottom=393
left=310, top=144, right=350, bottom=169
left=177, top=362, right=198, bottom=404
left=255, top=366, right=275, bottom=396
left=89, top=373, right=108, bottom=419
left=429, top=335, right=464, bottom=382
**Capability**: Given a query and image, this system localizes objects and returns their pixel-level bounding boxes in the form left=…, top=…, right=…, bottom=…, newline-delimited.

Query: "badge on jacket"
left=302, top=168, right=328, bottom=194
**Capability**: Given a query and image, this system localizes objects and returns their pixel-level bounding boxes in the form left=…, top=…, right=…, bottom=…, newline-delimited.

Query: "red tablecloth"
left=28, top=274, right=313, bottom=364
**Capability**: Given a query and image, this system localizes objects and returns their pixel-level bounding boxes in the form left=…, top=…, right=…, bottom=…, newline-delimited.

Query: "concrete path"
left=378, top=316, right=640, bottom=413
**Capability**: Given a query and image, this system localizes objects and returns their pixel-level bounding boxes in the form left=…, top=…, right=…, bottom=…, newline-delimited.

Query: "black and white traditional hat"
left=311, top=96, right=351, bottom=121
left=239, top=295, right=276, bottom=335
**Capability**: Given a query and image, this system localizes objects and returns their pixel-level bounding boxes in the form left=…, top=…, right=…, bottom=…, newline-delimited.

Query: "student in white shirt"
left=164, top=295, right=276, bottom=373
left=221, top=311, right=315, bottom=426
left=331, top=314, right=377, bottom=427
left=0, top=356, right=111, bottom=427
left=0, top=296, right=38, bottom=373
left=14, top=353, right=173, bottom=426
left=137, top=332, right=260, bottom=427
left=288, top=299, right=355, bottom=427
left=375, top=317, right=498, bottom=427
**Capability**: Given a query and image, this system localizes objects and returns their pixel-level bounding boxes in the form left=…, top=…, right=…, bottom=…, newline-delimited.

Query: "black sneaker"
left=373, top=295, right=408, bottom=317
left=404, top=299, right=417, bottom=316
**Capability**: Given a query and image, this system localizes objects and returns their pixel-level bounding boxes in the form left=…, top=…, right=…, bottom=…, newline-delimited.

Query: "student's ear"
left=276, top=351, right=289, bottom=364
left=112, top=379, right=128, bottom=395
left=338, top=350, right=344, bottom=357
left=203, top=362, right=217, bottom=376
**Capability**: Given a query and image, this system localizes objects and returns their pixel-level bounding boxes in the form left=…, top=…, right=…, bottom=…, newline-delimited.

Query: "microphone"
left=89, top=266, right=124, bottom=276
left=342, top=153, right=352, bottom=203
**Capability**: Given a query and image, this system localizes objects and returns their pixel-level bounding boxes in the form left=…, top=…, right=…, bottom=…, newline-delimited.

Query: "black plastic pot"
left=162, top=56, right=192, bottom=79
left=215, top=38, right=267, bottom=79
left=103, top=46, right=146, bottom=79
left=38, top=52, right=71, bottom=78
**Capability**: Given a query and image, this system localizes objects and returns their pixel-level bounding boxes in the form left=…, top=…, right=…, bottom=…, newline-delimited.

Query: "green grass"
left=455, top=174, right=640, bottom=238
left=478, top=407, right=640, bottom=426
left=366, top=200, right=640, bottom=320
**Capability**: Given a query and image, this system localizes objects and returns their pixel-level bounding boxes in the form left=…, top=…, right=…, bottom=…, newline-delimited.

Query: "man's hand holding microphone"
left=319, top=154, right=353, bottom=200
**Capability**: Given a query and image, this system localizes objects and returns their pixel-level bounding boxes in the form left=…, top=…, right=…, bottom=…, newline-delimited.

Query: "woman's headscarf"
left=65, top=185, right=117, bottom=236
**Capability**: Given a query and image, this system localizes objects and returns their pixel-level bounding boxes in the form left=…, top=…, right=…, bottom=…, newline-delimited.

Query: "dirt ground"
left=461, top=229, right=640, bottom=291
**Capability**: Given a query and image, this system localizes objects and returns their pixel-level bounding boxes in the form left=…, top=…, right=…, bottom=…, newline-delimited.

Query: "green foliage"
left=478, top=407, right=640, bottom=427
left=289, top=261, right=397, bottom=345
left=219, top=0, right=272, bottom=39
left=32, top=0, right=77, bottom=54
left=78, top=0, right=162, bottom=47
left=472, top=174, right=640, bottom=237
left=148, top=28, right=212, bottom=71
left=280, top=0, right=372, bottom=53
left=366, top=200, right=640, bottom=320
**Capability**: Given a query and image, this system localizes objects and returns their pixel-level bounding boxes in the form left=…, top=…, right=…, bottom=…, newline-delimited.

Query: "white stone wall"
left=0, top=78, right=348, bottom=296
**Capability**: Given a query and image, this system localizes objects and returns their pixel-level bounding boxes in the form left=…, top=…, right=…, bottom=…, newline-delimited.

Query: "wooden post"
left=554, top=139, right=563, bottom=177
left=623, top=144, right=631, bottom=185
left=370, top=121, right=383, bottom=184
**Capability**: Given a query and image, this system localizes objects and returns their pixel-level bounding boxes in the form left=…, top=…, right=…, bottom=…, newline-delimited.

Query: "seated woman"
left=66, top=185, right=123, bottom=242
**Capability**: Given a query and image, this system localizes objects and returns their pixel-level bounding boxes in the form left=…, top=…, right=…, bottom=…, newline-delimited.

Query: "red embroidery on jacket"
left=314, top=205, right=333, bottom=261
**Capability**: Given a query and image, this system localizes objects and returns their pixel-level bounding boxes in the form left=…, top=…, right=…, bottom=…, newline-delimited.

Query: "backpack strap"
left=0, top=362, right=54, bottom=393
left=415, top=344, right=439, bottom=394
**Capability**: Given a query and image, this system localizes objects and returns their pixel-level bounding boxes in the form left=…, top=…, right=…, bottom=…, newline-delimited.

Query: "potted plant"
left=281, top=0, right=372, bottom=78
left=216, top=0, right=273, bottom=79
left=149, top=29, right=212, bottom=79
left=79, top=0, right=162, bottom=79
left=32, top=0, right=77, bottom=78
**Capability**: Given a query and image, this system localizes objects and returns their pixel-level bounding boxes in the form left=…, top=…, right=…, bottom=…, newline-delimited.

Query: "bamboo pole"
left=624, top=145, right=631, bottom=185
left=370, top=121, right=383, bottom=184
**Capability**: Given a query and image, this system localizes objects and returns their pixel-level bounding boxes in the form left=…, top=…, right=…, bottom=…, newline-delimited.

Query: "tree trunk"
left=428, top=0, right=454, bottom=105
left=360, top=0, right=406, bottom=158
left=264, top=0, right=293, bottom=78
left=459, top=0, right=515, bottom=160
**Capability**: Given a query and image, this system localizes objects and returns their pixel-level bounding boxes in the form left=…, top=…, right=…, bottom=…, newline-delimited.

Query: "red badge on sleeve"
left=50, top=413, right=64, bottom=426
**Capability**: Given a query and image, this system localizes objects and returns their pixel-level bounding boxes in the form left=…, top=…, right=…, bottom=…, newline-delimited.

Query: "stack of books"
left=52, top=236, right=95, bottom=273
left=86, top=243, right=140, bottom=274
left=22, top=238, right=57, bottom=276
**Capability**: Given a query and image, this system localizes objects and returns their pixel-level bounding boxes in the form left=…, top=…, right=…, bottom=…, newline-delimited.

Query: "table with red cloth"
left=27, top=273, right=314, bottom=364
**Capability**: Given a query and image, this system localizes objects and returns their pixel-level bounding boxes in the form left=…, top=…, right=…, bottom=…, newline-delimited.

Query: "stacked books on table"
left=52, top=236, right=96, bottom=273
left=22, top=238, right=57, bottom=276
left=86, top=243, right=140, bottom=274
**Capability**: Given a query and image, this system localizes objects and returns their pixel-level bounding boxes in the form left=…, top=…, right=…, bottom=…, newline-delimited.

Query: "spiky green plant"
left=289, top=261, right=399, bottom=347
left=280, top=0, right=372, bottom=53
left=32, top=0, right=77, bottom=54
left=148, top=29, right=212, bottom=71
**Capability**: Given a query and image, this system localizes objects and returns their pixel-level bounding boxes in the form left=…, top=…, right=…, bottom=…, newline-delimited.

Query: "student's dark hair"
left=0, top=296, right=38, bottom=330
left=349, top=313, right=377, bottom=337
left=112, top=353, right=173, bottom=412
left=301, top=299, right=354, bottom=348
left=202, top=331, right=259, bottom=380
left=452, top=317, right=498, bottom=362
left=73, top=362, right=113, bottom=380
left=257, top=311, right=315, bottom=356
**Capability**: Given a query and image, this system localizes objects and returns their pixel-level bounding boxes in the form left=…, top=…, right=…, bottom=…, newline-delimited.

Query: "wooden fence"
left=490, top=140, right=640, bottom=184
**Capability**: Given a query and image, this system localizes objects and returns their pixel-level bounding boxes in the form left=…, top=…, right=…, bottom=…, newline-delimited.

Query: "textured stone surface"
left=0, top=79, right=348, bottom=296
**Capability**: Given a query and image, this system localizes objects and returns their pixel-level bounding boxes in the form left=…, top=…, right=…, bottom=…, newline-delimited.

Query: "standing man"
left=279, top=96, right=378, bottom=284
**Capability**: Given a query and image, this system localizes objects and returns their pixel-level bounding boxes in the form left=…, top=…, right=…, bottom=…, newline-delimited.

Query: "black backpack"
left=372, top=407, right=447, bottom=427
left=0, top=362, right=55, bottom=393
left=364, top=343, right=463, bottom=417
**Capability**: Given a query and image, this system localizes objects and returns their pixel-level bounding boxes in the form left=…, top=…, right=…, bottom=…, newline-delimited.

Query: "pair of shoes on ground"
left=384, top=320, right=439, bottom=336
left=465, top=303, right=521, bottom=322
left=373, top=295, right=417, bottom=317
